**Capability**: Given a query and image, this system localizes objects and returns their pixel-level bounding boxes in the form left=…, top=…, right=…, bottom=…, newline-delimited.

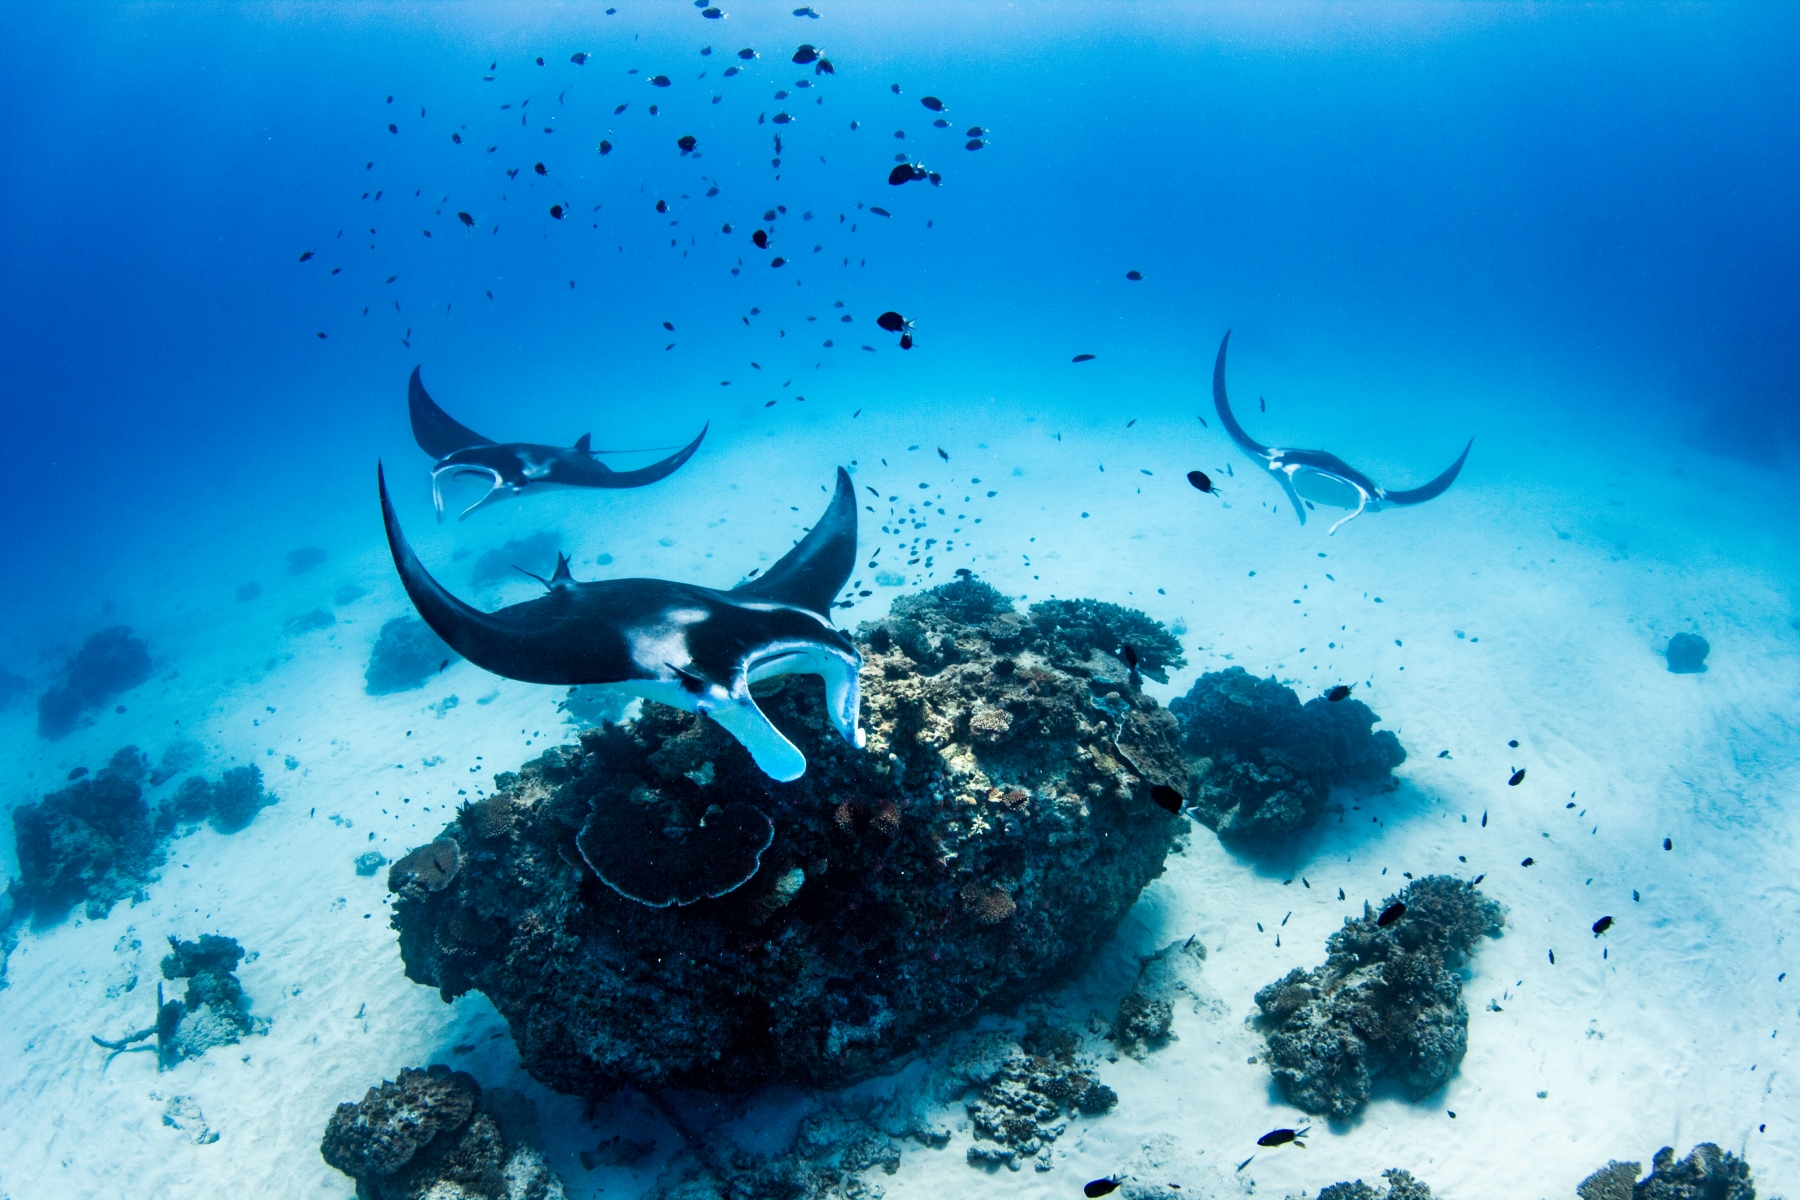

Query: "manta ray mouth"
left=744, top=639, right=865, bottom=751
left=430, top=465, right=510, bottom=522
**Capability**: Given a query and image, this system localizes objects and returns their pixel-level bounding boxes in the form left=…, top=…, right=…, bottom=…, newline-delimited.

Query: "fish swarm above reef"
left=37, top=625, right=152, bottom=740
left=388, top=583, right=1189, bottom=1097
left=1254, top=875, right=1505, bottom=1120
left=320, top=1063, right=567, bottom=1200
left=1169, top=666, right=1404, bottom=845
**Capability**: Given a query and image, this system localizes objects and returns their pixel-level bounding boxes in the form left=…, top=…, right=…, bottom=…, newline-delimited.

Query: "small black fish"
left=888, top=162, right=929, bottom=185
left=439, top=658, right=449, bottom=672
left=1376, top=901, right=1406, bottom=927
left=1326, top=684, right=1352, bottom=702
left=663, top=321, right=675, bottom=331
left=1259, top=396, right=1265, bottom=412
left=1438, top=749, right=1450, bottom=758
left=1147, top=784, right=1183, bottom=815
left=678, top=134, right=697, bottom=153
left=877, top=311, right=906, bottom=332
left=1521, top=856, right=1535, bottom=867
left=1481, top=810, right=1488, bottom=827
left=599, top=139, right=613, bottom=155
left=702, top=7, right=722, bottom=17
left=752, top=229, right=769, bottom=248
left=549, top=204, right=563, bottom=219
left=1549, top=949, right=1556, bottom=964
left=869, top=205, right=891, bottom=217
left=571, top=52, right=589, bottom=64
left=1663, top=837, right=1672, bottom=850
left=793, top=43, right=820, bottom=64
left=1126, top=269, right=1142, bottom=280
left=965, top=137, right=985, bottom=151
left=1257, top=1126, right=1308, bottom=1148
left=937, top=447, right=949, bottom=461
left=1508, top=768, right=1526, bottom=786
left=650, top=75, right=672, bottom=87
left=1071, top=353, right=1097, bottom=364
left=900, top=333, right=913, bottom=350
left=615, top=102, right=629, bottom=114
left=457, top=211, right=475, bottom=227
left=921, top=95, right=945, bottom=111
left=794, top=6, right=819, bottom=16
left=1472, top=873, right=1485, bottom=884
left=771, top=256, right=785, bottom=267
left=773, top=111, right=793, bottom=124
left=534, top=161, right=548, bottom=175
left=1121, top=644, right=1138, bottom=669
left=1186, top=469, right=1214, bottom=493
left=1592, top=915, right=1613, bottom=936
left=1084, top=1179, right=1121, bottom=1198
left=298, top=250, right=314, bottom=261
left=737, top=47, right=757, bottom=59
left=451, top=131, right=463, bottom=144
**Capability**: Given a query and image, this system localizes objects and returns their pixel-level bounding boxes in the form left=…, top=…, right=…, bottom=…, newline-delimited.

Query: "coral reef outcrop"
left=320, top=1064, right=567, bottom=1200
left=1310, top=1169, right=1437, bottom=1200
left=389, top=581, right=1188, bottom=1097
left=156, top=934, right=269, bottom=1065
left=366, top=616, right=458, bottom=695
left=1253, top=876, right=1504, bottom=1120
left=1578, top=1144, right=1756, bottom=1200
left=1169, top=667, right=1404, bottom=845
left=37, top=625, right=153, bottom=739
left=9, top=747, right=161, bottom=921
left=1665, top=632, right=1710, bottom=674
left=964, top=1026, right=1117, bottom=1171
left=155, top=765, right=278, bottom=836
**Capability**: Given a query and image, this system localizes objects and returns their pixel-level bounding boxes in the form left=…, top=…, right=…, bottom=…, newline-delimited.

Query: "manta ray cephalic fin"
left=704, top=694, right=809, bottom=782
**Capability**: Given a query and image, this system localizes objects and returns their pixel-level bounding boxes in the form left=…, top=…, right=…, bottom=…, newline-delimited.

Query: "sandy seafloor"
left=2, top=391, right=1798, bottom=1200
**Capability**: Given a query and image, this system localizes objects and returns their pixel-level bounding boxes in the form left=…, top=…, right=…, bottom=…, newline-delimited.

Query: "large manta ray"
left=379, top=463, right=863, bottom=783
left=409, top=366, right=708, bottom=521
left=1211, top=331, right=1472, bottom=535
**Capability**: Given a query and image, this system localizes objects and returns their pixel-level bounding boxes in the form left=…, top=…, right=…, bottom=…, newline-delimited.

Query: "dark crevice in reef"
left=1170, top=666, right=1405, bottom=847
left=388, top=581, right=1189, bottom=1098
left=1254, top=875, right=1505, bottom=1120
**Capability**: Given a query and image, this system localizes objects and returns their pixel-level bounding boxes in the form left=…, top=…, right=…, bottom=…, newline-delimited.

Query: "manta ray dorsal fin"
left=730, top=466, right=857, bottom=616
left=408, top=367, right=497, bottom=460
left=574, top=433, right=593, bottom=455
left=705, top=692, right=808, bottom=781
left=549, top=552, right=575, bottom=587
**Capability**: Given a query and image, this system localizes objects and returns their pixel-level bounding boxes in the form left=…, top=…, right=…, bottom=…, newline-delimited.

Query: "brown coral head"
left=1001, top=788, right=1030, bottom=809
left=871, top=799, right=901, bottom=836
left=389, top=839, right=461, bottom=893
left=961, top=882, right=1017, bottom=924
left=834, top=800, right=856, bottom=831
left=969, top=704, right=1014, bottom=744
left=462, top=795, right=518, bottom=840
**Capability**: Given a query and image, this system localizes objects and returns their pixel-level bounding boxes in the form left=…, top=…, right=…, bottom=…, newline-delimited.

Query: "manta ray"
left=379, top=462, right=863, bottom=783
left=1211, top=331, right=1472, bottom=535
left=409, top=366, right=708, bottom=521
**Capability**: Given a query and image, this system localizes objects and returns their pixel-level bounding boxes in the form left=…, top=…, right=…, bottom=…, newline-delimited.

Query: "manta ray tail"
left=1383, top=438, right=1474, bottom=506
left=380, top=463, right=566, bottom=684
left=409, top=367, right=497, bottom=460
left=730, top=466, right=858, bottom=616
left=592, top=423, right=710, bottom=488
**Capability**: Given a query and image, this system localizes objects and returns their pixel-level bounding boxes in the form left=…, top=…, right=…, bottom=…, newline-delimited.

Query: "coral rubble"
left=1311, top=1169, right=1437, bottom=1200
left=366, top=616, right=458, bottom=695
left=1254, top=876, right=1504, bottom=1119
left=1169, top=667, right=1404, bottom=845
left=320, top=1064, right=567, bottom=1200
left=1578, top=1144, right=1756, bottom=1200
left=9, top=746, right=161, bottom=921
left=156, top=934, right=269, bottom=1066
left=37, top=625, right=153, bottom=740
left=389, top=582, right=1188, bottom=1097
left=964, top=1027, right=1117, bottom=1171
left=1665, top=632, right=1710, bottom=674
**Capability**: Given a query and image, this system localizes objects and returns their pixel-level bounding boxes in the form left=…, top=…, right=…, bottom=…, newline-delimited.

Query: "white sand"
left=2, top=394, right=1797, bottom=1199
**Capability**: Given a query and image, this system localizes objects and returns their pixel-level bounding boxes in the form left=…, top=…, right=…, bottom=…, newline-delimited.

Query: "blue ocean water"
left=1, top=4, right=1798, bottom=1198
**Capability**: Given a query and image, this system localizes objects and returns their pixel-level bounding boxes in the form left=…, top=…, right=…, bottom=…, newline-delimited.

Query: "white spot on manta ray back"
left=626, top=607, right=711, bottom=675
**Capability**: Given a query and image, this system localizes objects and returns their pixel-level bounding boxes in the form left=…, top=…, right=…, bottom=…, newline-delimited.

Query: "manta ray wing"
left=1212, top=331, right=1308, bottom=523
left=730, top=466, right=858, bottom=616
left=1382, top=438, right=1474, bottom=506
left=582, top=422, right=709, bottom=488
left=409, top=367, right=496, bottom=459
